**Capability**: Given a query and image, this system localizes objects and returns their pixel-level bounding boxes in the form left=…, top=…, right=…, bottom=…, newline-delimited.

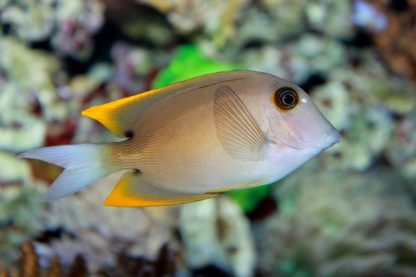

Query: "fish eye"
left=274, top=87, right=298, bottom=110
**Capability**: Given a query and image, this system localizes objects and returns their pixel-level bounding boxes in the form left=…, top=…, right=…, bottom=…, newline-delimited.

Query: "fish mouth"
left=329, top=131, right=341, bottom=143
left=322, top=130, right=341, bottom=149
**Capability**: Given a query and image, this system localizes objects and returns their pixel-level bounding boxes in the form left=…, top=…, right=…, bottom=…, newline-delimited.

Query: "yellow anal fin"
left=208, top=179, right=267, bottom=193
left=104, top=171, right=217, bottom=207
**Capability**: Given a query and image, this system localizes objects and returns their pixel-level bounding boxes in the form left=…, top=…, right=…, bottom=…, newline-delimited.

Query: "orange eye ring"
left=274, top=87, right=298, bottom=110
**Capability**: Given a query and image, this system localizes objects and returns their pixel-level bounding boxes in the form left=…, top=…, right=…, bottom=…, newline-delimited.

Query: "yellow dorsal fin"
left=103, top=171, right=217, bottom=207
left=81, top=70, right=249, bottom=137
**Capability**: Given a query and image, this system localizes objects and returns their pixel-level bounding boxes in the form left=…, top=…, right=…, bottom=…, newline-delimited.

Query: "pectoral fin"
left=104, top=171, right=217, bottom=207
left=214, top=85, right=267, bottom=161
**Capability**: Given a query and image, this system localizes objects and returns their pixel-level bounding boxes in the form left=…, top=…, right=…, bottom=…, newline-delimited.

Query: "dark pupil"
left=275, top=87, right=298, bottom=110
left=282, top=93, right=295, bottom=105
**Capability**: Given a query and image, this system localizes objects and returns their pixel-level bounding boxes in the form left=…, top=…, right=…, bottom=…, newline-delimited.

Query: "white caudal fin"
left=18, top=144, right=111, bottom=201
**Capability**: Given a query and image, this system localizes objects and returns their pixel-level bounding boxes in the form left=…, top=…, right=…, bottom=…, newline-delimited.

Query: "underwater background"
left=1, top=0, right=416, bottom=276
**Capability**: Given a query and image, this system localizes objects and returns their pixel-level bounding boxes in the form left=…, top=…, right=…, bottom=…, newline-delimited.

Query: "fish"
left=19, top=70, right=341, bottom=207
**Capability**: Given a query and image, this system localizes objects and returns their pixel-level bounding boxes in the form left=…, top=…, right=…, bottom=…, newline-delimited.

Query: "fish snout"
left=324, top=128, right=341, bottom=148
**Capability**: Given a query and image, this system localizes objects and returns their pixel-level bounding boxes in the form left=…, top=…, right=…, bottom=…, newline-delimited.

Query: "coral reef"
left=35, top=173, right=176, bottom=273
left=254, top=162, right=416, bottom=276
left=0, top=241, right=178, bottom=276
left=0, top=37, right=61, bottom=152
left=1, top=0, right=105, bottom=59
left=136, top=0, right=249, bottom=46
left=362, top=0, right=416, bottom=82
left=0, top=182, right=44, bottom=263
left=179, top=197, right=255, bottom=277
left=1, top=0, right=416, bottom=275
left=386, top=111, right=416, bottom=181
left=311, top=56, right=416, bottom=171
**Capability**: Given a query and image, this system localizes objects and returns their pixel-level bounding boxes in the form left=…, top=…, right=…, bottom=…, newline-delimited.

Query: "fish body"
left=20, top=70, right=340, bottom=207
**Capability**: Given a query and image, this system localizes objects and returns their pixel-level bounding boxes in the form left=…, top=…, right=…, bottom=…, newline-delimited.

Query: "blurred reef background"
left=1, top=0, right=416, bottom=276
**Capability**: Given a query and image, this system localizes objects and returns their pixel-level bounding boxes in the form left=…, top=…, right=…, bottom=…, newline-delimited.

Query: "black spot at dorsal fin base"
left=124, top=130, right=134, bottom=139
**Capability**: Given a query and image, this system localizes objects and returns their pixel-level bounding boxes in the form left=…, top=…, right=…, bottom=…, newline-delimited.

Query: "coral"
left=111, top=43, right=155, bottom=93
left=0, top=37, right=65, bottom=152
left=1, top=0, right=416, bottom=275
left=255, top=162, right=416, bottom=276
left=217, top=0, right=352, bottom=55
left=0, top=38, right=57, bottom=259
left=52, top=0, right=105, bottom=59
left=179, top=197, right=255, bottom=277
left=283, top=35, right=346, bottom=84
left=386, top=111, right=416, bottom=181
left=0, top=152, right=31, bottom=184
left=0, top=241, right=178, bottom=276
left=136, top=0, right=249, bottom=46
left=1, top=0, right=105, bottom=59
left=304, top=0, right=353, bottom=38
left=259, top=0, right=308, bottom=42
left=0, top=183, right=45, bottom=263
left=34, top=173, right=176, bottom=273
left=311, top=52, right=416, bottom=171
left=362, top=0, right=416, bottom=83
left=238, top=34, right=346, bottom=85
left=1, top=0, right=56, bottom=41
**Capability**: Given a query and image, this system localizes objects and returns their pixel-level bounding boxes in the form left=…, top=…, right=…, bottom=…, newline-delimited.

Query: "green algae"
left=152, top=44, right=240, bottom=89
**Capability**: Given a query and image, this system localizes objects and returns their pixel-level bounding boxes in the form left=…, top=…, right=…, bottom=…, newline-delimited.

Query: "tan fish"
left=19, top=70, right=340, bottom=207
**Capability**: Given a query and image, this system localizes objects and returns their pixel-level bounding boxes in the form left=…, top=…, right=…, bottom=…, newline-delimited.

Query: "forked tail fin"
left=18, top=144, right=113, bottom=201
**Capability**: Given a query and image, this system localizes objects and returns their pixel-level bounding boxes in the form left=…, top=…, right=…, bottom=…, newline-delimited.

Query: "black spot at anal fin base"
left=124, top=130, right=134, bottom=139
